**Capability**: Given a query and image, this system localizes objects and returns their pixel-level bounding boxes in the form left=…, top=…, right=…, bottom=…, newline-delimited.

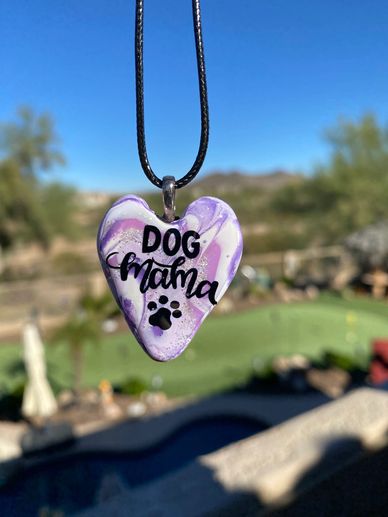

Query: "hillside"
left=189, top=170, right=302, bottom=195
left=138, top=170, right=301, bottom=227
left=77, top=170, right=309, bottom=255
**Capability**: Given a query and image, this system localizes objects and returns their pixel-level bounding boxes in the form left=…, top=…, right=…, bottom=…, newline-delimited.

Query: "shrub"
left=0, top=382, right=25, bottom=421
left=114, top=377, right=148, bottom=396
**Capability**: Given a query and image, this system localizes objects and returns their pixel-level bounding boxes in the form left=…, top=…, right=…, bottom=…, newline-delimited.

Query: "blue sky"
left=2, top=0, right=388, bottom=192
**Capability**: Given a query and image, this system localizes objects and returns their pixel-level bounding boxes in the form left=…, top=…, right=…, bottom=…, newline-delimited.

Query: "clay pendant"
left=97, top=195, right=243, bottom=361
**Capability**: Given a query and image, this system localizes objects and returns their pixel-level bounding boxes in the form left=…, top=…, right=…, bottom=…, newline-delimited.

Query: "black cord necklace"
left=97, top=0, right=243, bottom=362
left=135, top=0, right=209, bottom=190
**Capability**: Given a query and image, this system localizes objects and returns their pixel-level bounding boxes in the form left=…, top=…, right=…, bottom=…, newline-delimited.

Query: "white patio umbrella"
left=22, top=318, right=57, bottom=419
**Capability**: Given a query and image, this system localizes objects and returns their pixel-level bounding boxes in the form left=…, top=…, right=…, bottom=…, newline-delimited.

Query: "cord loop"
left=135, top=0, right=209, bottom=189
left=162, top=176, right=176, bottom=222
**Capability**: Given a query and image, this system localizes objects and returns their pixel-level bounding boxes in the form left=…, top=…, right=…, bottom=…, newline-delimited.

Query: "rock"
left=102, top=402, right=122, bottom=420
left=272, top=355, right=311, bottom=393
left=305, top=284, right=320, bottom=300
left=102, top=319, right=118, bottom=333
left=307, top=367, right=351, bottom=398
left=142, top=391, right=167, bottom=408
left=83, top=390, right=100, bottom=405
left=273, top=283, right=305, bottom=303
left=0, top=422, right=24, bottom=485
left=272, top=355, right=310, bottom=374
left=127, top=401, right=147, bottom=419
left=57, top=389, right=74, bottom=407
left=215, top=297, right=234, bottom=314
left=0, top=422, right=24, bottom=462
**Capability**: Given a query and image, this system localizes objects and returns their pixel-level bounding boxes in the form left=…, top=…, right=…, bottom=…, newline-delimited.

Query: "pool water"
left=0, top=416, right=267, bottom=516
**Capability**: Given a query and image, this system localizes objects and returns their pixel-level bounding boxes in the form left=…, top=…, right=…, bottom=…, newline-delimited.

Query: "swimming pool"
left=0, top=415, right=268, bottom=516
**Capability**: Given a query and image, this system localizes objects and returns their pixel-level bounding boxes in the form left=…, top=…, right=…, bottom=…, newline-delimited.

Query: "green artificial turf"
left=1, top=295, right=388, bottom=397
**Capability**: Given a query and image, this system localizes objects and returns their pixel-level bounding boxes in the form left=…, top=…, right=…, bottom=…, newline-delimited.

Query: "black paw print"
left=148, top=296, right=182, bottom=330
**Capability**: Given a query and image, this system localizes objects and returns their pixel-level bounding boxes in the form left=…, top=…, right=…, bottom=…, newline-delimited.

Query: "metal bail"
left=162, top=176, right=176, bottom=222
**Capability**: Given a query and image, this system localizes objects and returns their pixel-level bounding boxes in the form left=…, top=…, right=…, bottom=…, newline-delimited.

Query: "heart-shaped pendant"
left=97, top=195, right=243, bottom=361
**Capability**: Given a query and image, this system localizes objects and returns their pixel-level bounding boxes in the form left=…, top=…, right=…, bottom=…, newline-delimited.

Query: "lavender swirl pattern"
left=97, top=195, right=243, bottom=361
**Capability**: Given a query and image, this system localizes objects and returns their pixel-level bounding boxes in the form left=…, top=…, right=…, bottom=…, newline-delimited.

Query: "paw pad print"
left=148, top=295, right=182, bottom=330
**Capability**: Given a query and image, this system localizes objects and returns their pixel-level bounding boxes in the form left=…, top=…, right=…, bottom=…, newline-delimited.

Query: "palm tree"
left=79, top=291, right=120, bottom=321
left=53, top=291, right=118, bottom=397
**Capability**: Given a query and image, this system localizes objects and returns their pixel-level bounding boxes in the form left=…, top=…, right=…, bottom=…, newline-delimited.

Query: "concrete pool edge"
left=76, top=387, right=388, bottom=517
left=0, top=391, right=328, bottom=485
left=72, top=391, right=329, bottom=453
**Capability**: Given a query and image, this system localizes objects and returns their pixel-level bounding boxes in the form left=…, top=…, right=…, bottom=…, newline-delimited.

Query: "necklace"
left=97, top=0, right=243, bottom=361
left=136, top=0, right=209, bottom=191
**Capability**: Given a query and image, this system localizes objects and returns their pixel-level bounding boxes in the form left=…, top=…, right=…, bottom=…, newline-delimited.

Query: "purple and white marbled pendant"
left=97, top=195, right=243, bottom=361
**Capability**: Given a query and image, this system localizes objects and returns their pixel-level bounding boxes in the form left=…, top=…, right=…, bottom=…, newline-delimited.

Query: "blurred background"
left=2, top=1, right=388, bottom=516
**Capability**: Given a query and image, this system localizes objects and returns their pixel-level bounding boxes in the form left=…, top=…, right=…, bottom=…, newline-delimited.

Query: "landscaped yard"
left=1, top=295, right=388, bottom=397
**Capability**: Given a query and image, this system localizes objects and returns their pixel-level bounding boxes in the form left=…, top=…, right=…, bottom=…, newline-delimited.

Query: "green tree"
left=0, top=106, right=65, bottom=180
left=0, top=107, right=74, bottom=250
left=54, top=309, right=100, bottom=396
left=41, top=182, right=79, bottom=239
left=272, top=114, right=388, bottom=242
left=0, top=159, right=50, bottom=248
